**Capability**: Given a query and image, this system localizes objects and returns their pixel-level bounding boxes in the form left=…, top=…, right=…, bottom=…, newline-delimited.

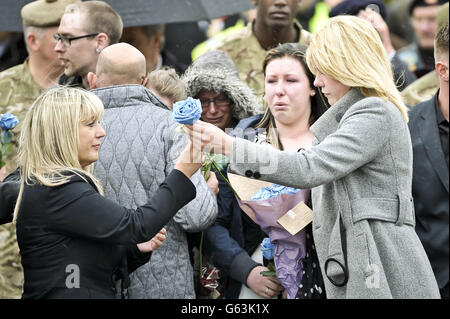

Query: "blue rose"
left=172, top=97, right=202, bottom=125
left=261, top=237, right=275, bottom=260
left=0, top=113, right=19, bottom=131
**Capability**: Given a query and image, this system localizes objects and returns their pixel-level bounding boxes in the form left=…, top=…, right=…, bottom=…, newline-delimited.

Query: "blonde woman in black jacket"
left=11, top=86, right=201, bottom=298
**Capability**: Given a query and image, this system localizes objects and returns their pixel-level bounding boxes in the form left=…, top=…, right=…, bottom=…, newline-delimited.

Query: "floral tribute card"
left=277, top=202, right=313, bottom=236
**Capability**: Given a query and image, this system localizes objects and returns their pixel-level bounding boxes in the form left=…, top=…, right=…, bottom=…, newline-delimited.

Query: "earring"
left=311, top=91, right=316, bottom=96
left=96, top=48, right=101, bottom=53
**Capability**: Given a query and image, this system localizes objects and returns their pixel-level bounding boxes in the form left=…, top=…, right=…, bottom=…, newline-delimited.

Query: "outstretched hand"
left=183, top=121, right=233, bottom=157
left=137, top=228, right=167, bottom=253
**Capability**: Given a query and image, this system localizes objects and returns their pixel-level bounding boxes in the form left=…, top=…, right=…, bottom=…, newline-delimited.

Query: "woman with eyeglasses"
left=183, top=50, right=262, bottom=132
left=182, top=50, right=262, bottom=199
left=181, top=50, right=266, bottom=298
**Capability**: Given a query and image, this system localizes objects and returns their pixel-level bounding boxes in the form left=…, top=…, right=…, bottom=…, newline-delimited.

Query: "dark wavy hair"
left=256, top=43, right=329, bottom=150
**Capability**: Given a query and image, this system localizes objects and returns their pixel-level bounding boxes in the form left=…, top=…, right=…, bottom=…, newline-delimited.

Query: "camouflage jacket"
left=210, top=21, right=312, bottom=103
left=0, top=222, right=22, bottom=299
left=0, top=59, right=43, bottom=174
left=0, top=59, right=43, bottom=299
left=402, top=70, right=439, bottom=107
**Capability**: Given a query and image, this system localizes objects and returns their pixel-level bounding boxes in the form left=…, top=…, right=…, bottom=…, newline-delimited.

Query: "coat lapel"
left=419, top=102, right=449, bottom=193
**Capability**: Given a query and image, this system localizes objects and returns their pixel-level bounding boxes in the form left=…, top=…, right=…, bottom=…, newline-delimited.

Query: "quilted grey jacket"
left=92, top=85, right=218, bottom=299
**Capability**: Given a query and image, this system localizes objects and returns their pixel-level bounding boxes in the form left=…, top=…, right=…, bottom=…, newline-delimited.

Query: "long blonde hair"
left=306, top=15, right=409, bottom=122
left=13, top=86, right=105, bottom=221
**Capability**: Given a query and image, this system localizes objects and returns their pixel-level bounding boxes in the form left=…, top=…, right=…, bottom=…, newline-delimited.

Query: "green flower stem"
left=197, top=158, right=240, bottom=285
left=210, top=160, right=241, bottom=201
left=199, top=230, right=204, bottom=278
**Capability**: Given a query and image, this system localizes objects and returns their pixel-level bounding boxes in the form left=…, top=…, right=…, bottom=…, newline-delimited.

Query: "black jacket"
left=0, top=169, right=20, bottom=224
left=408, top=92, right=449, bottom=289
left=10, top=169, right=195, bottom=298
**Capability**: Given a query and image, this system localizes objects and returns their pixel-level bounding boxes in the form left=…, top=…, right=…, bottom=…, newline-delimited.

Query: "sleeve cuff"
left=229, top=250, right=261, bottom=286
left=129, top=243, right=152, bottom=259
left=127, top=244, right=152, bottom=273
left=168, top=169, right=197, bottom=202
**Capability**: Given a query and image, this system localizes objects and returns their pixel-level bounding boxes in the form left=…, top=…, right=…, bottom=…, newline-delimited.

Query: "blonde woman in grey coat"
left=185, top=16, right=440, bottom=299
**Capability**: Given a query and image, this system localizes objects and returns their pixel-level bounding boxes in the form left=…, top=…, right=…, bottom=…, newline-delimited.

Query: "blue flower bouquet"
left=236, top=182, right=310, bottom=299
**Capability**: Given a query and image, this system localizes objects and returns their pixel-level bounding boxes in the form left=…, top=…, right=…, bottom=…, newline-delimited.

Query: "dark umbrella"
left=0, top=0, right=32, bottom=32
left=0, top=0, right=255, bottom=31
left=105, top=0, right=255, bottom=27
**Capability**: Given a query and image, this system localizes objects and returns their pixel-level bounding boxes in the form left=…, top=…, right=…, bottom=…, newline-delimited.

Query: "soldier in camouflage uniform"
left=401, top=2, right=448, bottom=106
left=208, top=0, right=312, bottom=113
left=0, top=0, right=80, bottom=299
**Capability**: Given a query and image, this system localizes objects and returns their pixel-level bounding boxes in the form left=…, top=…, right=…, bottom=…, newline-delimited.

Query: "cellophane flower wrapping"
left=237, top=185, right=310, bottom=299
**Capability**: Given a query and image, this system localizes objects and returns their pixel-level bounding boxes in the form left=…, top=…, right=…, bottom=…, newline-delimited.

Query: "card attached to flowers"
left=277, top=202, right=313, bottom=236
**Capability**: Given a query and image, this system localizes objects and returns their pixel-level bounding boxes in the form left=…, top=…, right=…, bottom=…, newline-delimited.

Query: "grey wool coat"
left=92, top=85, right=218, bottom=299
left=229, top=88, right=440, bottom=299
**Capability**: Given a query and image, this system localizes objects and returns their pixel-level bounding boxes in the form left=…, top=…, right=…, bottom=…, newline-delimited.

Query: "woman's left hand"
left=137, top=228, right=167, bottom=253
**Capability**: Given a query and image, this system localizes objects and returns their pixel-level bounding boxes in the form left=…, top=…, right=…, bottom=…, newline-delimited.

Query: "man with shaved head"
left=88, top=43, right=218, bottom=299
left=88, top=43, right=147, bottom=88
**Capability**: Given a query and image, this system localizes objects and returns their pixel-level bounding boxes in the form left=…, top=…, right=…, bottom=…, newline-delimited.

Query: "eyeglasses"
left=199, top=97, right=231, bottom=108
left=53, top=33, right=99, bottom=47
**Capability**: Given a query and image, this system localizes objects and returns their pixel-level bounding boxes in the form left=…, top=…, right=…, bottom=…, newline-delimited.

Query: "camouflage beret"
left=21, top=0, right=81, bottom=27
